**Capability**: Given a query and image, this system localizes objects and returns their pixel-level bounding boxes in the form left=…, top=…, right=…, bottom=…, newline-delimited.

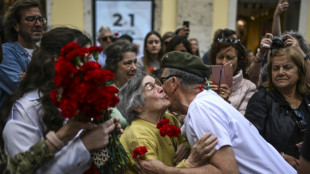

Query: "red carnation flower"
left=59, top=99, right=78, bottom=119
left=149, top=67, right=155, bottom=73
left=156, top=118, right=170, bottom=129
left=50, top=90, right=60, bottom=106
left=156, top=118, right=181, bottom=151
left=133, top=146, right=148, bottom=159
left=166, top=125, right=181, bottom=138
left=88, top=46, right=103, bottom=53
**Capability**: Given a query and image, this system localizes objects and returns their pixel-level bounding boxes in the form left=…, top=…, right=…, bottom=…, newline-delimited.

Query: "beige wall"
left=161, top=0, right=177, bottom=34
left=50, top=0, right=84, bottom=31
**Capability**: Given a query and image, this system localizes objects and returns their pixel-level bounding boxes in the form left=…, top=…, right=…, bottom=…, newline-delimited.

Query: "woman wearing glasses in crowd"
left=209, top=38, right=257, bottom=115
left=137, top=31, right=163, bottom=76
left=104, top=39, right=138, bottom=128
left=245, top=46, right=310, bottom=170
left=117, top=72, right=217, bottom=173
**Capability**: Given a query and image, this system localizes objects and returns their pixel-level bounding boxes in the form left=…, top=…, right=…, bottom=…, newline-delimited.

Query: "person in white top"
left=1, top=27, right=117, bottom=174
left=137, top=51, right=296, bottom=174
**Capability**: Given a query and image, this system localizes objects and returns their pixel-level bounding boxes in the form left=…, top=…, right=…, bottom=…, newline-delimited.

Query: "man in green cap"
left=137, top=51, right=296, bottom=173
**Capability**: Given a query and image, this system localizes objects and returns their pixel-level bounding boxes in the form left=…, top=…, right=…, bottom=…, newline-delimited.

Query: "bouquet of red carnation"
left=50, top=42, right=128, bottom=174
left=156, top=118, right=181, bottom=151
left=133, top=146, right=148, bottom=159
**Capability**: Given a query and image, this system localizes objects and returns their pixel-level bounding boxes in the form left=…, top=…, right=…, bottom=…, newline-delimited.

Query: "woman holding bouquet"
left=118, top=73, right=217, bottom=173
left=0, top=27, right=121, bottom=173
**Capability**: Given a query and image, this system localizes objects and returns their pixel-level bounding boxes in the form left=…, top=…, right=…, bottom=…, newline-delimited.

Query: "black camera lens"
left=271, top=36, right=287, bottom=49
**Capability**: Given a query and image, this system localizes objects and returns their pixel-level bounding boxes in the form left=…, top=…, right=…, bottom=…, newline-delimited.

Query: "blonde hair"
left=265, top=47, right=310, bottom=98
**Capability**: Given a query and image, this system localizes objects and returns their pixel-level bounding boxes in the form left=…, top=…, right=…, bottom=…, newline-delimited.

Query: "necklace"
left=289, top=100, right=301, bottom=109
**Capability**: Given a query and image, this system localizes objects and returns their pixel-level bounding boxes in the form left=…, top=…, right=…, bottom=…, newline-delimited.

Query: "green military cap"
left=162, top=51, right=211, bottom=79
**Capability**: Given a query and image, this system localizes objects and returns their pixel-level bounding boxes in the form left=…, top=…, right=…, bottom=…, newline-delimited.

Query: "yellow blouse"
left=120, top=112, right=190, bottom=174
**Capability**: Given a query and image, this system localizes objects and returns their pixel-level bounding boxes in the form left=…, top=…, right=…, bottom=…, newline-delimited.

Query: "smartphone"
left=183, top=21, right=190, bottom=28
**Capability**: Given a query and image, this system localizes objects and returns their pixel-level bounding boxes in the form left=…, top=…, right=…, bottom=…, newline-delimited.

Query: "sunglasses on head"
left=217, top=38, right=240, bottom=44
left=99, top=36, right=114, bottom=42
left=293, top=109, right=307, bottom=133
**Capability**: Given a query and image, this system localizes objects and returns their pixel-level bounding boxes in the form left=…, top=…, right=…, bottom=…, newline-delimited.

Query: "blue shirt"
left=0, top=41, right=30, bottom=110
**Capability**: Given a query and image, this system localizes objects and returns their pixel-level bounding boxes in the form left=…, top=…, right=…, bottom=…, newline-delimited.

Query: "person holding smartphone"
left=176, top=21, right=190, bottom=39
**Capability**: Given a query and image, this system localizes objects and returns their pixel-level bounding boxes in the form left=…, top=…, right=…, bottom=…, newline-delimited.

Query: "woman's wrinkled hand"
left=174, top=143, right=190, bottom=165
left=136, top=158, right=165, bottom=174
left=185, top=132, right=217, bottom=167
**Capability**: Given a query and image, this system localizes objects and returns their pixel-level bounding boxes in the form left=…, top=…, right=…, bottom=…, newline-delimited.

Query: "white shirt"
left=3, top=90, right=92, bottom=174
left=24, top=47, right=35, bottom=60
left=182, top=90, right=296, bottom=174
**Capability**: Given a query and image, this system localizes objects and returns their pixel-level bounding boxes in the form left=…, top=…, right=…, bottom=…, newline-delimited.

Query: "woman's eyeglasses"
left=143, top=80, right=162, bottom=93
left=217, top=38, right=240, bottom=44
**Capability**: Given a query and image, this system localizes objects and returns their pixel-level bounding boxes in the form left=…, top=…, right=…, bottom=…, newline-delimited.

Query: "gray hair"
left=104, top=40, right=138, bottom=73
left=97, top=25, right=112, bottom=39
left=166, top=68, right=204, bottom=86
left=117, top=72, right=147, bottom=124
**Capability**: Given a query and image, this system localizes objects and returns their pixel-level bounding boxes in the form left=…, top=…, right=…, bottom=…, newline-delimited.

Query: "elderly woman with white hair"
left=118, top=72, right=217, bottom=173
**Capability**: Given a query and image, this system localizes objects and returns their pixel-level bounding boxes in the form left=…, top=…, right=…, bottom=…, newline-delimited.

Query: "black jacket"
left=245, top=87, right=310, bottom=158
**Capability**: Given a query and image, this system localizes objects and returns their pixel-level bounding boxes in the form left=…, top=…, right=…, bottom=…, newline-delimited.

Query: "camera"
left=271, top=36, right=287, bottom=49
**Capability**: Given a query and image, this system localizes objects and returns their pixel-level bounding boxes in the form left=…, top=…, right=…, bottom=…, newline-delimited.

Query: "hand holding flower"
left=133, top=146, right=148, bottom=159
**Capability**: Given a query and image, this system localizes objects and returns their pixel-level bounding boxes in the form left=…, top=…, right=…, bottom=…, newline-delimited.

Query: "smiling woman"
left=245, top=46, right=310, bottom=169
left=117, top=72, right=193, bottom=173
left=104, top=39, right=138, bottom=128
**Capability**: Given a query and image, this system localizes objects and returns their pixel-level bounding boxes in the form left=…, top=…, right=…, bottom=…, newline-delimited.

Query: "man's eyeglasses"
left=217, top=38, right=240, bottom=44
left=99, top=36, right=114, bottom=42
left=160, top=75, right=181, bottom=84
left=24, top=16, right=46, bottom=25
left=293, top=109, right=307, bottom=133
left=143, top=80, right=162, bottom=93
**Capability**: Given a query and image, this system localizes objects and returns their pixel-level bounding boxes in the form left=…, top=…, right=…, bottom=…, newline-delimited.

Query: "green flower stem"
left=171, top=138, right=177, bottom=152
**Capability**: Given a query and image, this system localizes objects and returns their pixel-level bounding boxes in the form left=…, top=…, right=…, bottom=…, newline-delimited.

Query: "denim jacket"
left=0, top=41, right=30, bottom=110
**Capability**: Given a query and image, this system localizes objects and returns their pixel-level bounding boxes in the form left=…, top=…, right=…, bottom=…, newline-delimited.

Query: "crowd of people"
left=0, top=0, right=309, bottom=173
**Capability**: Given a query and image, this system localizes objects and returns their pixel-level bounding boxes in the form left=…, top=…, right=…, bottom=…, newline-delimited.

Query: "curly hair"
left=265, top=47, right=310, bottom=98
left=104, top=40, right=138, bottom=73
left=3, top=0, right=44, bottom=41
left=209, top=41, right=248, bottom=78
left=0, top=27, right=89, bottom=147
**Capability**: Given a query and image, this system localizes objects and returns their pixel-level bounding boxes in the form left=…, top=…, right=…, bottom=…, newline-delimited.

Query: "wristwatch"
left=304, top=55, right=310, bottom=61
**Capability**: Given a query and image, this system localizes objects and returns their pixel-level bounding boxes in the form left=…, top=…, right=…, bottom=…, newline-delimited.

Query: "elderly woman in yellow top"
left=118, top=72, right=214, bottom=173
